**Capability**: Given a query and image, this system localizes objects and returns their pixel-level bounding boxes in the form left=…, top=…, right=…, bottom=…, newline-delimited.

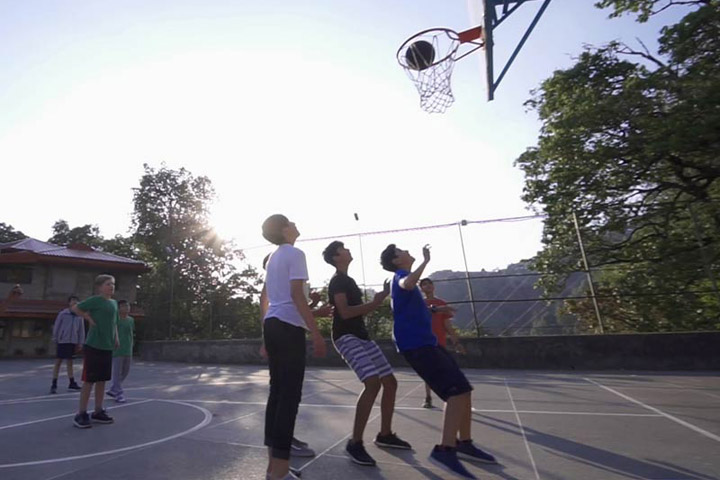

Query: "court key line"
left=0, top=400, right=153, bottom=431
left=584, top=378, right=720, bottom=443
left=0, top=399, right=212, bottom=469
left=505, top=378, right=541, bottom=480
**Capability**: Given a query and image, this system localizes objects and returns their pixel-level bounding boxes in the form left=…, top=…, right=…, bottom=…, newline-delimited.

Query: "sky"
left=0, top=0, right=693, bottom=290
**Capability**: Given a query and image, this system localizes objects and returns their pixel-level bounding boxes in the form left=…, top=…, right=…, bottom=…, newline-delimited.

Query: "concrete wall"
left=140, top=332, right=720, bottom=370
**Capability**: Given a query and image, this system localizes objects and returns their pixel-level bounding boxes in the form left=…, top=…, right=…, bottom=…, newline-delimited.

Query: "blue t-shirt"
left=391, top=269, right=438, bottom=352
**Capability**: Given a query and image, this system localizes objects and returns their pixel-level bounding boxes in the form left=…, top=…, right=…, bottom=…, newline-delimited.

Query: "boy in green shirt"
left=107, top=300, right=134, bottom=403
left=71, top=274, right=119, bottom=429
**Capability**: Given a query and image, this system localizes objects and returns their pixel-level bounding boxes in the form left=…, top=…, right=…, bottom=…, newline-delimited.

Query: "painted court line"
left=0, top=399, right=152, bottom=431
left=0, top=399, right=212, bottom=468
left=584, top=378, right=720, bottom=443
left=297, top=382, right=424, bottom=472
left=505, top=378, right=541, bottom=480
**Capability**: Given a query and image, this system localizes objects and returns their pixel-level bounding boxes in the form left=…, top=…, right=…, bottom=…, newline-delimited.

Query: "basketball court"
left=1, top=359, right=719, bottom=479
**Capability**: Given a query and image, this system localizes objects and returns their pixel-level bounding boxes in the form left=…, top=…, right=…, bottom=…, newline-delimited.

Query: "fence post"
left=688, top=203, right=720, bottom=307
left=572, top=211, right=605, bottom=334
left=458, top=221, right=482, bottom=338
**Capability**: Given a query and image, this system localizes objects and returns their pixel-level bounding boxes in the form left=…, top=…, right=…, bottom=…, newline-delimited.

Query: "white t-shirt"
left=264, top=243, right=309, bottom=329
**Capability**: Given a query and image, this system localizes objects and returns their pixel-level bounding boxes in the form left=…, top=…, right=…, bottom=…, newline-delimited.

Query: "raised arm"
left=334, top=280, right=390, bottom=319
left=399, top=245, right=431, bottom=291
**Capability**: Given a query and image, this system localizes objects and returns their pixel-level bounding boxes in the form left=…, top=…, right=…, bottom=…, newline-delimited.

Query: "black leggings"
left=263, top=317, right=306, bottom=460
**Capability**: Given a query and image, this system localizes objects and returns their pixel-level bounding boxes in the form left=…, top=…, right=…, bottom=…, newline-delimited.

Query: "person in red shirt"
left=420, top=278, right=466, bottom=409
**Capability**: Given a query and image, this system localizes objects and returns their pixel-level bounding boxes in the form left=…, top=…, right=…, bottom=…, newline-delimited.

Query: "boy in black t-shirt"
left=323, top=241, right=411, bottom=466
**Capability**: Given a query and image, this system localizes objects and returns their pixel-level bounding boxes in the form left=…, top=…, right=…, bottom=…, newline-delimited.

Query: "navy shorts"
left=56, top=343, right=76, bottom=359
left=402, top=345, right=473, bottom=401
left=82, top=345, right=113, bottom=383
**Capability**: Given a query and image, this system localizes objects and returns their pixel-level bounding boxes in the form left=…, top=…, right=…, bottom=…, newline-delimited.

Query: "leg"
left=67, top=358, right=74, bottom=380
left=52, top=358, right=62, bottom=380
left=94, top=381, right=106, bottom=412
left=442, top=392, right=471, bottom=446
left=379, top=375, right=397, bottom=436
left=79, top=381, right=93, bottom=413
left=108, top=357, right=122, bottom=396
left=458, top=392, right=472, bottom=441
left=352, top=376, right=381, bottom=443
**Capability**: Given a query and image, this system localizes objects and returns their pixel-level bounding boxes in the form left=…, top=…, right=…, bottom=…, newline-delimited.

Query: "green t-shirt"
left=78, top=296, right=118, bottom=351
left=114, top=316, right=134, bottom=357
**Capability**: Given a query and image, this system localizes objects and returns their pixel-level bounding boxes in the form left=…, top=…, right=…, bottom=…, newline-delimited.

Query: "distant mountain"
left=429, top=262, right=586, bottom=336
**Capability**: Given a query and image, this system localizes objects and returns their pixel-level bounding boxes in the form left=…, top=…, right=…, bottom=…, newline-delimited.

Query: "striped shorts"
left=333, top=335, right=393, bottom=382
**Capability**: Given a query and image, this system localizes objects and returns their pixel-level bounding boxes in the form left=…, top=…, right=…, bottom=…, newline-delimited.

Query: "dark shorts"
left=82, top=345, right=113, bottom=383
left=56, top=343, right=76, bottom=359
left=402, top=345, right=473, bottom=401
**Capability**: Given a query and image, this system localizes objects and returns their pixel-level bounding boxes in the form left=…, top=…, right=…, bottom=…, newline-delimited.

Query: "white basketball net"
left=397, top=28, right=483, bottom=114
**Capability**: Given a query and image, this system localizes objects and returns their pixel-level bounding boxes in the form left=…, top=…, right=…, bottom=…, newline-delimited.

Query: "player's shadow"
left=474, top=413, right=718, bottom=480
left=381, top=446, right=520, bottom=480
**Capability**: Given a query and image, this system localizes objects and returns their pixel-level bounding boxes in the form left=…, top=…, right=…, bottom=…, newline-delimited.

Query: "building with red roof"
left=0, top=238, right=149, bottom=357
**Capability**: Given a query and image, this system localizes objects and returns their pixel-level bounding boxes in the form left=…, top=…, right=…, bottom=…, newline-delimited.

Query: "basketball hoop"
left=397, top=27, right=484, bottom=114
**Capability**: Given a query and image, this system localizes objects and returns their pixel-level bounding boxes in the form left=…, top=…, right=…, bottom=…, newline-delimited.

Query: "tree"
left=515, top=3, right=720, bottom=332
left=48, top=220, right=105, bottom=248
left=131, top=164, right=261, bottom=340
left=596, top=0, right=711, bottom=22
left=0, top=223, right=26, bottom=243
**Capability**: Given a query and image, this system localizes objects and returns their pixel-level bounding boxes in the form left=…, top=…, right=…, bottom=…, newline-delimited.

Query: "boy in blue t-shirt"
left=380, top=244, right=497, bottom=480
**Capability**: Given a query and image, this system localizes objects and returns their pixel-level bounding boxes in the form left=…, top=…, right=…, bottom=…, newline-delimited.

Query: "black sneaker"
left=290, top=467, right=302, bottom=477
left=456, top=439, right=498, bottom=464
left=68, top=382, right=81, bottom=391
left=73, top=412, right=91, bottom=429
left=106, top=391, right=116, bottom=398
left=91, top=409, right=114, bottom=424
left=50, top=385, right=57, bottom=394
left=422, top=398, right=433, bottom=409
left=374, top=432, right=412, bottom=450
left=345, top=440, right=377, bottom=466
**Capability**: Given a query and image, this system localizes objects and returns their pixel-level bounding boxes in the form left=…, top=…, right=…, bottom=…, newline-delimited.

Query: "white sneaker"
left=115, top=395, right=127, bottom=403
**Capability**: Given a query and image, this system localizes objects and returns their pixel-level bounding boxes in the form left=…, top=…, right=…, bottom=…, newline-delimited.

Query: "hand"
left=259, top=343, right=268, bottom=359
left=422, top=244, right=431, bottom=263
left=311, top=332, right=327, bottom=358
left=86, top=315, right=96, bottom=327
left=75, top=344, right=83, bottom=354
left=114, top=338, right=120, bottom=349
left=314, top=304, right=333, bottom=317
left=373, top=279, right=391, bottom=304
left=455, top=343, right=466, bottom=355
left=309, top=291, right=322, bottom=304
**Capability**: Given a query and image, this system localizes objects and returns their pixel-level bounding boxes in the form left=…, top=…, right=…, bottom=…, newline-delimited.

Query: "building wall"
left=1, top=266, right=139, bottom=302
left=1, top=264, right=140, bottom=357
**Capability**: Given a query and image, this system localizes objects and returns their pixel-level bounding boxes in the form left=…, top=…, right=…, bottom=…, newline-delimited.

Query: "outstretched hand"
left=374, top=279, right=391, bottom=304
left=422, top=244, right=431, bottom=263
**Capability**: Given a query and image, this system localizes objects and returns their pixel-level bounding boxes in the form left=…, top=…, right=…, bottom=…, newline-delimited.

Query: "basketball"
left=405, top=40, right=435, bottom=71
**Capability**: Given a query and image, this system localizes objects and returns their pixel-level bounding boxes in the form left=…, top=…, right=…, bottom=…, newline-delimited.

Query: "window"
left=11, top=320, right=45, bottom=338
left=0, top=267, right=33, bottom=284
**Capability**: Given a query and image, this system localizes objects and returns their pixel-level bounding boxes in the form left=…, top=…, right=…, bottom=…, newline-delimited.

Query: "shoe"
left=292, top=437, right=309, bottom=448
left=456, top=439, right=498, bottom=464
left=50, top=385, right=57, bottom=394
left=265, top=471, right=300, bottom=480
left=422, top=398, right=433, bottom=409
left=90, top=409, right=114, bottom=424
left=73, top=412, right=91, bottom=429
left=428, top=446, right=476, bottom=479
left=68, top=382, right=81, bottom=391
left=345, top=440, right=376, bottom=466
left=106, top=391, right=116, bottom=398
left=374, top=432, right=412, bottom=450
left=290, top=438, right=315, bottom=457
left=115, top=394, right=127, bottom=404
